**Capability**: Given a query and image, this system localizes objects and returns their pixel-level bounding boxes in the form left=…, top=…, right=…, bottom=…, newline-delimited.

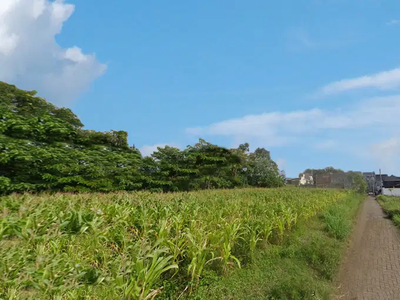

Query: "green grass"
left=377, top=195, right=400, bottom=228
left=0, top=188, right=359, bottom=299
left=192, top=193, right=364, bottom=300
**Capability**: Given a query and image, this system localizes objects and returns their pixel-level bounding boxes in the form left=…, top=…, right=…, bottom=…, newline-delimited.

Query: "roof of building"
left=383, top=175, right=400, bottom=182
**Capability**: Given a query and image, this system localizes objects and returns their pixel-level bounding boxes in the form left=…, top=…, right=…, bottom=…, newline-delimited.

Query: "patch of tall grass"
left=322, top=194, right=361, bottom=240
left=377, top=195, right=400, bottom=228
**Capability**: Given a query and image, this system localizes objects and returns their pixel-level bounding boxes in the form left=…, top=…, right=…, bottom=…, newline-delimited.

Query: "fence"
left=382, top=188, right=400, bottom=197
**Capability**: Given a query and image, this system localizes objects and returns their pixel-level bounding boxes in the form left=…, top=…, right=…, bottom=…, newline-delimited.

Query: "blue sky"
left=1, top=0, right=400, bottom=177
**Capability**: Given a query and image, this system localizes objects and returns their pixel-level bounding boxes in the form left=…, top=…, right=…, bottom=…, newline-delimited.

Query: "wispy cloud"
left=186, top=95, right=400, bottom=173
left=289, top=29, right=316, bottom=49
left=187, top=109, right=324, bottom=147
left=286, top=28, right=353, bottom=52
left=186, top=95, right=400, bottom=148
left=370, top=137, right=400, bottom=173
left=387, top=20, right=399, bottom=25
left=317, top=67, right=400, bottom=96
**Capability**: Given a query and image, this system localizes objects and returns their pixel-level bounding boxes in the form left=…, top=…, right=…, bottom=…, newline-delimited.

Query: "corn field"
left=0, top=188, right=351, bottom=299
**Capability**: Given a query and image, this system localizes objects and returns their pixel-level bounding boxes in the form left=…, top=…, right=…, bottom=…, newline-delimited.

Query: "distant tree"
left=301, top=167, right=344, bottom=177
left=347, top=172, right=367, bottom=194
left=246, top=148, right=284, bottom=188
left=238, top=142, right=250, bottom=153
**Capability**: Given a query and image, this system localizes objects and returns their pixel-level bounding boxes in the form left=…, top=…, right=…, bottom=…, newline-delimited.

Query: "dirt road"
left=336, top=197, right=400, bottom=299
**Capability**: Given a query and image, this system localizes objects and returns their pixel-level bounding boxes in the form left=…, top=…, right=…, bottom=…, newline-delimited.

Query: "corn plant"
left=0, top=188, right=351, bottom=299
left=125, top=246, right=178, bottom=300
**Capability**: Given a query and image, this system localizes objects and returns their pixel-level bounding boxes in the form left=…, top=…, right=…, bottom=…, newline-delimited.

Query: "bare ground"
left=336, top=196, right=400, bottom=300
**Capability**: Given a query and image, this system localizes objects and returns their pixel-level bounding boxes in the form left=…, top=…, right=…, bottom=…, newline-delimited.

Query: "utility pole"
left=379, top=169, right=383, bottom=194
left=373, top=173, right=375, bottom=195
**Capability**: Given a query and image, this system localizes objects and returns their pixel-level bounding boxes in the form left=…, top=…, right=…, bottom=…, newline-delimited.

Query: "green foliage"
left=0, top=188, right=352, bottom=299
left=323, top=193, right=363, bottom=240
left=0, top=81, right=283, bottom=193
left=0, top=81, right=142, bottom=193
left=247, top=148, right=283, bottom=188
left=377, top=195, right=400, bottom=228
left=302, top=167, right=344, bottom=177
left=347, top=172, right=367, bottom=194
left=194, top=193, right=364, bottom=300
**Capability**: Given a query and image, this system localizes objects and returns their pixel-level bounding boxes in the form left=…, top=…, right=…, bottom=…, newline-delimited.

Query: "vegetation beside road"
left=194, top=192, right=364, bottom=300
left=377, top=195, right=400, bottom=228
left=0, top=188, right=359, bottom=299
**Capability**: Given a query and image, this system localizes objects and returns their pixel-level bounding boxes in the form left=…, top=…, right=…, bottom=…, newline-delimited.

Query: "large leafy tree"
left=185, top=139, right=243, bottom=189
left=0, top=81, right=142, bottom=193
left=141, top=146, right=198, bottom=192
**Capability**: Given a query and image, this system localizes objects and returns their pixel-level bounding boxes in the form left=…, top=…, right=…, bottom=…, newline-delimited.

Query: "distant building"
left=299, top=174, right=314, bottom=186
left=381, top=175, right=400, bottom=188
left=332, top=173, right=352, bottom=189
left=375, top=174, right=383, bottom=193
left=372, top=174, right=400, bottom=194
left=315, top=173, right=332, bottom=188
left=315, top=172, right=359, bottom=189
left=286, top=178, right=300, bottom=185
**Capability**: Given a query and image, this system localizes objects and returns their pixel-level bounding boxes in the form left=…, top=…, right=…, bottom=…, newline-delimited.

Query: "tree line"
left=0, top=81, right=284, bottom=194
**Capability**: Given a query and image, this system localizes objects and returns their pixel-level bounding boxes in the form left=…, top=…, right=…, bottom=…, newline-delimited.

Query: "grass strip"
left=377, top=195, right=400, bottom=228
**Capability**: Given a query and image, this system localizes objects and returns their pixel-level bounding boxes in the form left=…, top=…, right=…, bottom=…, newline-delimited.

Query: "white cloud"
left=64, top=46, right=88, bottom=63
left=0, top=0, right=106, bottom=105
left=186, top=95, right=400, bottom=148
left=370, top=137, right=400, bottom=173
left=187, top=109, right=325, bottom=147
left=139, top=143, right=181, bottom=157
left=318, top=67, right=400, bottom=96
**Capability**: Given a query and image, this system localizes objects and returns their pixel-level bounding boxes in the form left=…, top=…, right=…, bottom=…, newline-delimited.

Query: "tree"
left=141, top=146, right=197, bottom=192
left=246, top=148, right=284, bottom=188
left=0, top=81, right=142, bottom=193
left=185, top=139, right=243, bottom=190
left=302, top=167, right=344, bottom=177
left=0, top=81, right=285, bottom=194
left=347, top=172, right=367, bottom=194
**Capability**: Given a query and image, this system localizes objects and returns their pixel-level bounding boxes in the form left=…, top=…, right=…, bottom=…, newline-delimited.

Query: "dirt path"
left=336, top=197, right=400, bottom=299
